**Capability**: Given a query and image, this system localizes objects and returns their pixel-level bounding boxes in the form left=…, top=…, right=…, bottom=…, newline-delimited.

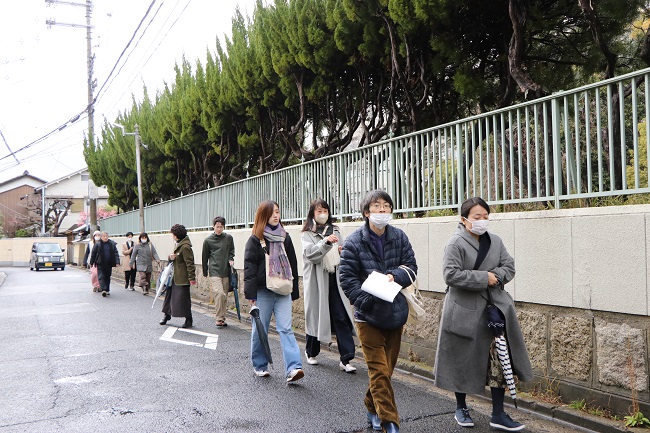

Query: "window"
left=71, top=198, right=84, bottom=213
left=80, top=173, right=90, bottom=182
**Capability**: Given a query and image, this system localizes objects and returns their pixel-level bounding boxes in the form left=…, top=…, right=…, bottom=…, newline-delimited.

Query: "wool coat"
left=302, top=227, right=355, bottom=343
left=434, top=224, right=533, bottom=394
left=171, top=236, right=196, bottom=286
left=130, top=241, right=160, bottom=273
left=122, top=239, right=135, bottom=271
left=244, top=233, right=300, bottom=301
left=339, top=223, right=417, bottom=330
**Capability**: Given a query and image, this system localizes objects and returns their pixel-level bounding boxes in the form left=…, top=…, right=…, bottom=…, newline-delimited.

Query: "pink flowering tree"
left=77, top=205, right=117, bottom=226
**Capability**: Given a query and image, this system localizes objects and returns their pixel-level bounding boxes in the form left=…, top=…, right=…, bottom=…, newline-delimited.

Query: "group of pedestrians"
left=81, top=190, right=531, bottom=433
left=241, top=191, right=531, bottom=433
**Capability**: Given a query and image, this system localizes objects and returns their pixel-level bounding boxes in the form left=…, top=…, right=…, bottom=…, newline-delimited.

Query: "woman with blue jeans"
left=244, top=200, right=304, bottom=383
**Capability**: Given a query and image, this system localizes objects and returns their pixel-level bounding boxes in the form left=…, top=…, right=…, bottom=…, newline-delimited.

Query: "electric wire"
left=94, top=1, right=166, bottom=111
left=98, top=0, right=190, bottom=117
left=0, top=1, right=158, bottom=165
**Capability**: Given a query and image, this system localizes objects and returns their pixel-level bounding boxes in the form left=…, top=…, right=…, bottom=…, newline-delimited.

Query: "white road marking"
left=159, top=326, right=219, bottom=350
left=55, top=375, right=95, bottom=385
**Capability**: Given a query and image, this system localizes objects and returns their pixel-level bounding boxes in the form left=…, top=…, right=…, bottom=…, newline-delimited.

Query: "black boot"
left=159, top=315, right=171, bottom=325
left=181, top=318, right=193, bottom=328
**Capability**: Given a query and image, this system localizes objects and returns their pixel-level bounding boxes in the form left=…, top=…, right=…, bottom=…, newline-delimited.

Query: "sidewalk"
left=104, top=267, right=625, bottom=433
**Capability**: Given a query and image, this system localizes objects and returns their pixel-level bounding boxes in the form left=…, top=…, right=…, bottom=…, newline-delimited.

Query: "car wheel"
left=61, top=266, right=65, bottom=271
left=35, top=267, right=40, bottom=271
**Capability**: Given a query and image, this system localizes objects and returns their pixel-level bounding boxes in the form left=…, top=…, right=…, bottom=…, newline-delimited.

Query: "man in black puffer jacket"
left=339, top=190, right=417, bottom=433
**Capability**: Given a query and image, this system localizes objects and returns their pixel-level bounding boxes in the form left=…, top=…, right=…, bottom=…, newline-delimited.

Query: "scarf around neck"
left=263, top=224, right=292, bottom=280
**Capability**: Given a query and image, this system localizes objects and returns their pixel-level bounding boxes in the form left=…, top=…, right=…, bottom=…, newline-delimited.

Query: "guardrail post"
left=551, top=98, right=562, bottom=209
left=456, top=124, right=465, bottom=209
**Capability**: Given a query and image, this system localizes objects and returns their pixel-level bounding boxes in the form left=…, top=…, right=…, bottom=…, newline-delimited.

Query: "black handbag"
left=473, top=233, right=506, bottom=336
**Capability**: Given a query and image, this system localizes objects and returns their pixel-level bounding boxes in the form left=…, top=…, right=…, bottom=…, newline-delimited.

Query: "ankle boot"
left=159, top=315, right=171, bottom=325
left=181, top=318, right=193, bottom=328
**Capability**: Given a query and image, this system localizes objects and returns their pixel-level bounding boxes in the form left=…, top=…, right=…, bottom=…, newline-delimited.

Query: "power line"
left=98, top=0, right=192, bottom=117
left=0, top=1, right=158, bottom=165
left=0, top=128, right=19, bottom=164
left=94, top=1, right=166, bottom=110
left=93, top=0, right=158, bottom=104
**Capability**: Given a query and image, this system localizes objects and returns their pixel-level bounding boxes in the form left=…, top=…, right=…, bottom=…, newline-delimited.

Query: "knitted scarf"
left=264, top=225, right=293, bottom=280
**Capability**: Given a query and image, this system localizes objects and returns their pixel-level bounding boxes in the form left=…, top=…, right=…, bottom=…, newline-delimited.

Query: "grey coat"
left=302, top=227, right=354, bottom=343
left=129, top=242, right=160, bottom=273
left=434, top=224, right=533, bottom=394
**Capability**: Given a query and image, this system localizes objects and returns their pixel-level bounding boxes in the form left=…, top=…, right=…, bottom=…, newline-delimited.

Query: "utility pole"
left=111, top=123, right=145, bottom=233
left=46, top=0, right=97, bottom=232
left=134, top=124, right=144, bottom=233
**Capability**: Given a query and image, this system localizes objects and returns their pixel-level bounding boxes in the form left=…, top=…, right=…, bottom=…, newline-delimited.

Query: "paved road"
left=0, top=266, right=588, bottom=433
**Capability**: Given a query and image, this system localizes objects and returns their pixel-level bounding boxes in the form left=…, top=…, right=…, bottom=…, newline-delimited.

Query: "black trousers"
left=305, top=272, right=356, bottom=364
left=97, top=265, right=113, bottom=292
left=124, top=269, right=136, bottom=288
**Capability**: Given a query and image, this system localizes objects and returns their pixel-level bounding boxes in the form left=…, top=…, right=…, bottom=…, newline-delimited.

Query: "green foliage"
left=14, top=228, right=31, bottom=238
left=625, top=411, right=650, bottom=428
left=569, top=399, right=587, bottom=411
left=85, top=0, right=650, bottom=211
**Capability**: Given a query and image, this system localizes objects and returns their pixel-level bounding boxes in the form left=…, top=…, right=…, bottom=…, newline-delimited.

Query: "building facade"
left=0, top=171, right=46, bottom=237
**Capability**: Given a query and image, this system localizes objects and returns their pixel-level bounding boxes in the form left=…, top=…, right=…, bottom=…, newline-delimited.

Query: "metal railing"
left=102, top=67, right=650, bottom=235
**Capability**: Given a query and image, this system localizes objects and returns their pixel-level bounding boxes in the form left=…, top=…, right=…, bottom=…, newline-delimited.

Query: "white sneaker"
left=339, top=361, right=357, bottom=373
left=305, top=351, right=318, bottom=365
left=286, top=368, right=305, bottom=383
left=254, top=370, right=270, bottom=377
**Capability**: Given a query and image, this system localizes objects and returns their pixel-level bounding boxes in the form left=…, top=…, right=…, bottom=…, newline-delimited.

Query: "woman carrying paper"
left=339, top=190, right=417, bottom=433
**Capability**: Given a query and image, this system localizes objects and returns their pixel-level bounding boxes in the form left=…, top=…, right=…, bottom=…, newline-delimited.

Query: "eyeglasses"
left=369, top=203, right=392, bottom=210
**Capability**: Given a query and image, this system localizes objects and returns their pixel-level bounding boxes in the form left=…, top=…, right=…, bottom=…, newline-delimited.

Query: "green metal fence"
left=102, top=67, right=650, bottom=235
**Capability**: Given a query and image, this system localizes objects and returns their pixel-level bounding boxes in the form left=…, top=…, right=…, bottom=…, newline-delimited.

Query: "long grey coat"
left=434, top=224, right=533, bottom=394
left=129, top=242, right=160, bottom=273
left=302, top=227, right=355, bottom=343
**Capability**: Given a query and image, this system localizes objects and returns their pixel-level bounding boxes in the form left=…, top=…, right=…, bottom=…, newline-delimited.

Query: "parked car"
left=30, top=242, right=65, bottom=271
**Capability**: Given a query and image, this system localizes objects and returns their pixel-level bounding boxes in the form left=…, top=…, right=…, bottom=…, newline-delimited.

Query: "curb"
left=0, top=272, right=6, bottom=287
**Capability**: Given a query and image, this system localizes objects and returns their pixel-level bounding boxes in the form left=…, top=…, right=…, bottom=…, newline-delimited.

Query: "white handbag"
left=399, top=265, right=426, bottom=324
left=260, top=239, right=293, bottom=295
left=321, top=242, right=340, bottom=273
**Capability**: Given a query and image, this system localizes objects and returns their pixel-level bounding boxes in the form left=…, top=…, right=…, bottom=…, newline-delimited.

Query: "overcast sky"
left=0, top=0, right=259, bottom=183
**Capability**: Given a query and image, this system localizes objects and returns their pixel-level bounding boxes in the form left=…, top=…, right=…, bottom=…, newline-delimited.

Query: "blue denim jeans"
left=251, top=288, right=302, bottom=375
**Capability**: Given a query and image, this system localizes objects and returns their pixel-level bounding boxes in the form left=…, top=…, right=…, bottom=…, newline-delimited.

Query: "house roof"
left=0, top=170, right=46, bottom=188
left=34, top=167, right=88, bottom=191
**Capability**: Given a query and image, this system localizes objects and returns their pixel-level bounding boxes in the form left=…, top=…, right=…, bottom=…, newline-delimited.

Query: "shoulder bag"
left=398, top=265, right=426, bottom=324
left=259, top=239, right=293, bottom=296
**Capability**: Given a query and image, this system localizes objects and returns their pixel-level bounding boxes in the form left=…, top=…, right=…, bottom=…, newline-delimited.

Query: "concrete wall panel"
left=514, top=217, right=572, bottom=306
left=572, top=214, right=646, bottom=315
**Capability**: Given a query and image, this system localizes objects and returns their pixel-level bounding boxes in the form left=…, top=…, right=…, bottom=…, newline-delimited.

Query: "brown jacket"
left=122, top=240, right=135, bottom=271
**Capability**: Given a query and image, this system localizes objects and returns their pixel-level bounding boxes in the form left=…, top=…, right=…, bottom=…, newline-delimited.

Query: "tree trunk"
left=507, top=0, right=543, bottom=99
left=577, top=0, right=617, bottom=79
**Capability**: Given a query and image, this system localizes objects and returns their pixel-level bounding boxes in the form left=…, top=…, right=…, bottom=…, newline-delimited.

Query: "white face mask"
left=314, top=213, right=328, bottom=225
left=369, top=213, right=392, bottom=229
left=94, top=236, right=100, bottom=241
left=140, top=239, right=147, bottom=244
left=466, top=218, right=489, bottom=235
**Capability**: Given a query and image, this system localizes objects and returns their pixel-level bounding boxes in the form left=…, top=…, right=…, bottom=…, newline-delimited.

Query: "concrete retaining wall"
left=0, top=237, right=67, bottom=267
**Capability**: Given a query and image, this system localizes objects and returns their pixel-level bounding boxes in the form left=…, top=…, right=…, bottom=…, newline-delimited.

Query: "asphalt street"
left=0, top=266, right=590, bottom=433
